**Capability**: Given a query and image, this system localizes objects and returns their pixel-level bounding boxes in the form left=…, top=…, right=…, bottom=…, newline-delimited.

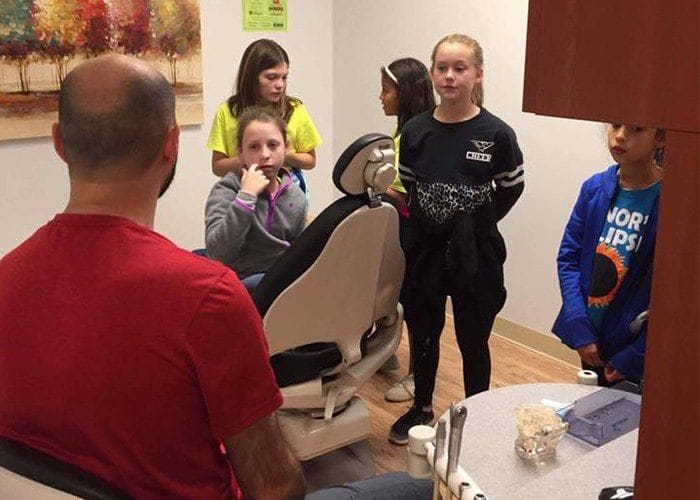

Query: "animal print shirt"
left=399, top=108, right=524, bottom=225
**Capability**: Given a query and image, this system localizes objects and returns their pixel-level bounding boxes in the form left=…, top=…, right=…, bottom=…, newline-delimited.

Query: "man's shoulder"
left=64, top=216, right=235, bottom=290
left=2, top=218, right=245, bottom=315
left=139, top=235, right=232, bottom=281
left=116, top=235, right=249, bottom=314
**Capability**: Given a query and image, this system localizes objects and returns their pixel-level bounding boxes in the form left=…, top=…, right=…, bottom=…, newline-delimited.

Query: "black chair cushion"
left=251, top=197, right=367, bottom=388
left=251, top=133, right=392, bottom=389
left=269, top=329, right=373, bottom=388
left=0, top=436, right=130, bottom=499
left=251, top=195, right=368, bottom=317
left=332, top=132, right=392, bottom=195
left=270, top=342, right=342, bottom=388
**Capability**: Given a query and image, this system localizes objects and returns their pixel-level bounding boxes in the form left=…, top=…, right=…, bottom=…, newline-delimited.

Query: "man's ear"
left=163, top=124, right=180, bottom=165
left=52, top=123, right=68, bottom=163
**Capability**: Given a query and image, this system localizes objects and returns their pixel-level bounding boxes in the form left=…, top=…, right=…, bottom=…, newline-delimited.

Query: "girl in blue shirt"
left=553, top=124, right=665, bottom=386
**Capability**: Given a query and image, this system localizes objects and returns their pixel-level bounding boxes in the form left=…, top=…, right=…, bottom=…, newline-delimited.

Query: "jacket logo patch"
left=466, top=140, right=494, bottom=162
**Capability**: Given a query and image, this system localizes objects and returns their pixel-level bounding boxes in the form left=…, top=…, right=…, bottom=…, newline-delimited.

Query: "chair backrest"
left=0, top=436, right=130, bottom=499
left=251, top=133, right=403, bottom=368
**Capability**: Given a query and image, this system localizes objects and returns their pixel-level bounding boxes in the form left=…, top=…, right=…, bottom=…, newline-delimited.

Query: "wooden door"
left=523, top=1, right=700, bottom=497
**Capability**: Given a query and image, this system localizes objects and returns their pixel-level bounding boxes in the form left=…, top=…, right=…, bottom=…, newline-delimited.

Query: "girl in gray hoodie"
left=205, top=107, right=308, bottom=290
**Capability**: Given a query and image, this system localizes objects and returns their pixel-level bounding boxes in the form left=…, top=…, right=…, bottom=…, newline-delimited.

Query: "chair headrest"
left=332, top=133, right=396, bottom=196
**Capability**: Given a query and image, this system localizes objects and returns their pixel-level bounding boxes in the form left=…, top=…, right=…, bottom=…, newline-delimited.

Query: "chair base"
left=277, top=396, right=371, bottom=461
left=301, top=439, right=375, bottom=493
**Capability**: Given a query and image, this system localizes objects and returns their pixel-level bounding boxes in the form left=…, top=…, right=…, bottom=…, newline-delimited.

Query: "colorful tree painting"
left=0, top=0, right=38, bottom=93
left=111, top=0, right=152, bottom=55
left=34, top=0, right=85, bottom=85
left=77, top=0, right=110, bottom=57
left=150, top=0, right=200, bottom=85
left=0, top=0, right=203, bottom=140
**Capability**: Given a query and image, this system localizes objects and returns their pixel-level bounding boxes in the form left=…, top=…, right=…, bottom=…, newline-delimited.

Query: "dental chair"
left=250, top=133, right=405, bottom=461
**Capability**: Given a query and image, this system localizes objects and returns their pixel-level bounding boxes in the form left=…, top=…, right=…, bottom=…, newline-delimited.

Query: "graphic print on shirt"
left=587, top=182, right=660, bottom=330
left=588, top=241, right=627, bottom=309
left=465, top=139, right=495, bottom=162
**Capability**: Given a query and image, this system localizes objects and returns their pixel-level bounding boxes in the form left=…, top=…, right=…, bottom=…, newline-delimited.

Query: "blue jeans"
left=241, top=273, right=265, bottom=292
left=305, top=472, right=432, bottom=500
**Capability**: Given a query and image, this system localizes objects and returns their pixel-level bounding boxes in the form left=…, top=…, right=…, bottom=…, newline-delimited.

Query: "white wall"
left=0, top=0, right=333, bottom=255
left=173, top=0, right=334, bottom=249
left=332, top=0, right=612, bottom=335
left=1, top=0, right=614, bottom=338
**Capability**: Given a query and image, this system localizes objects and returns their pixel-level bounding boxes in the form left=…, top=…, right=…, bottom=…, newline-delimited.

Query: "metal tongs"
left=447, top=403, right=468, bottom=475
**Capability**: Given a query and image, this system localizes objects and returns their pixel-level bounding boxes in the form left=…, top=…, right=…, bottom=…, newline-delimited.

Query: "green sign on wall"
left=243, top=0, right=287, bottom=31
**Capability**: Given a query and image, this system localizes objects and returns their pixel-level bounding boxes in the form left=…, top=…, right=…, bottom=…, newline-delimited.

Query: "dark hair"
left=59, top=68, right=175, bottom=171
left=236, top=106, right=288, bottom=154
left=227, top=39, right=300, bottom=122
left=654, top=129, right=666, bottom=167
left=382, top=58, right=435, bottom=133
left=654, top=145, right=665, bottom=167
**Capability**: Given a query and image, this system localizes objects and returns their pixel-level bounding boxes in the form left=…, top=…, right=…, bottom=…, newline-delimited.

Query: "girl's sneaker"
left=385, top=374, right=415, bottom=402
left=388, top=406, right=434, bottom=445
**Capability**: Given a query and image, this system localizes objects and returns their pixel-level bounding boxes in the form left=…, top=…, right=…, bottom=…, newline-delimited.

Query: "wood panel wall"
left=522, top=1, right=699, bottom=497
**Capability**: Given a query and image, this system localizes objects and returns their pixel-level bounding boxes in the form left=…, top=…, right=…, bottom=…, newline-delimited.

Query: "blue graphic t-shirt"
left=587, top=179, right=661, bottom=331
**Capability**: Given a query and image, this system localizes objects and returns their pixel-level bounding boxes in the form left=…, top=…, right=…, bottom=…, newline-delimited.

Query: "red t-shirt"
left=0, top=214, right=283, bottom=499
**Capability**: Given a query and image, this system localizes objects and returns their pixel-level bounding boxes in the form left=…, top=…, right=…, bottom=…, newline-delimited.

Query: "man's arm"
left=224, top=413, right=305, bottom=500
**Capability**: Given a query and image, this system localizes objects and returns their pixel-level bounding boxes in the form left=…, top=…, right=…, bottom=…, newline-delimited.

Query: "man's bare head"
left=57, top=54, right=176, bottom=176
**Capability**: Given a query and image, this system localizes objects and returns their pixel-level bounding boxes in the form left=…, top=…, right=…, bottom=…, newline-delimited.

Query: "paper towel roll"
left=407, top=447, right=432, bottom=479
left=577, top=369, right=598, bottom=385
left=408, top=424, right=435, bottom=456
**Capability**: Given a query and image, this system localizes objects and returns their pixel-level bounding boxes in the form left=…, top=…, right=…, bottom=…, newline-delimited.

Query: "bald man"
left=0, top=55, right=305, bottom=499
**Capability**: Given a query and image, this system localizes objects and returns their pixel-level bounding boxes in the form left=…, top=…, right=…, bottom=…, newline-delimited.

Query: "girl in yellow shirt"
left=207, top=39, right=322, bottom=194
left=378, top=58, right=435, bottom=403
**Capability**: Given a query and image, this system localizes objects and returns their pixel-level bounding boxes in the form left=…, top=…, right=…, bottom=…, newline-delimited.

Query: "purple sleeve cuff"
left=233, top=196, right=256, bottom=212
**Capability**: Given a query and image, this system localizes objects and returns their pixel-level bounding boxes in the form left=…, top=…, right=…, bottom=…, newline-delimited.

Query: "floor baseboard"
left=492, top=316, right=580, bottom=368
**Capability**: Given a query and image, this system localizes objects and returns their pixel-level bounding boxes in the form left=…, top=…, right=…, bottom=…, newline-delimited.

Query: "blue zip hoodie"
left=552, top=165, right=659, bottom=380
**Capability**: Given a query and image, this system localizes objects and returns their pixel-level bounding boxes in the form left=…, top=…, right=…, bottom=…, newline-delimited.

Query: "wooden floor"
left=359, top=313, right=577, bottom=474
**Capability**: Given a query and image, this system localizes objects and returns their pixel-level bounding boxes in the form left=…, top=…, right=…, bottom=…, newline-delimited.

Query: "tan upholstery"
left=265, top=203, right=404, bottom=410
left=258, top=133, right=405, bottom=460
left=0, top=467, right=79, bottom=500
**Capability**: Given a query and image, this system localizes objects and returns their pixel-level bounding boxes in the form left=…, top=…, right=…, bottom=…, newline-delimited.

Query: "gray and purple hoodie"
left=205, top=170, right=307, bottom=279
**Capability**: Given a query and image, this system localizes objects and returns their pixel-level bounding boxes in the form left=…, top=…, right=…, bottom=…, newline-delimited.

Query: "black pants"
left=402, top=222, right=506, bottom=408
left=581, top=361, right=612, bottom=387
left=581, top=361, right=642, bottom=392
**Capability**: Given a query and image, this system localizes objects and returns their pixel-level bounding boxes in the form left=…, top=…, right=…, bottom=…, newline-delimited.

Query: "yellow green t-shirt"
left=206, top=101, right=322, bottom=157
left=389, top=132, right=406, bottom=194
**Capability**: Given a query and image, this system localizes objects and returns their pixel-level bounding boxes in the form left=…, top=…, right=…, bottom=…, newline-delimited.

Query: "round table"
left=437, top=383, right=641, bottom=500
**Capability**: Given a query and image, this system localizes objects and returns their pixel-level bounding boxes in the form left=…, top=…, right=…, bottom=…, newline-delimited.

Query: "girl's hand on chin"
left=240, top=164, right=270, bottom=197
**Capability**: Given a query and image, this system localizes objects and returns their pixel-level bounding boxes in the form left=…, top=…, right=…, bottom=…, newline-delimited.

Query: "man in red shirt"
left=0, top=54, right=305, bottom=499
